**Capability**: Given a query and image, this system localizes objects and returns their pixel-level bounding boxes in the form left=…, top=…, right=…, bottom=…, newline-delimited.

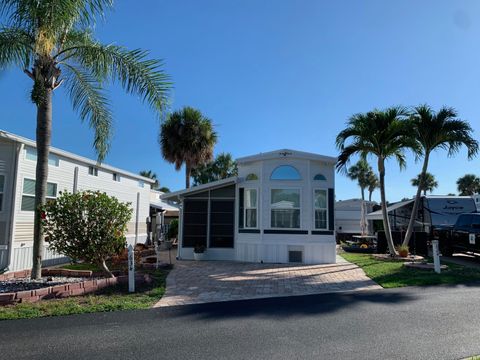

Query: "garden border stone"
left=0, top=273, right=152, bottom=306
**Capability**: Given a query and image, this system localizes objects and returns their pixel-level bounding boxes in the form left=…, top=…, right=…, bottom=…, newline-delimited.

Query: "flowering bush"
left=41, top=190, right=133, bottom=277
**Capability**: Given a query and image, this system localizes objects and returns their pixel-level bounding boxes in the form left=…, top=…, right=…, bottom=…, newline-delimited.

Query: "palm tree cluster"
left=191, top=152, right=238, bottom=186
left=337, top=105, right=478, bottom=255
left=0, top=0, right=171, bottom=278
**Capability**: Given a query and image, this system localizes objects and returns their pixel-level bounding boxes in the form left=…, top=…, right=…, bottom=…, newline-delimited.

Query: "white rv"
left=0, top=130, right=154, bottom=272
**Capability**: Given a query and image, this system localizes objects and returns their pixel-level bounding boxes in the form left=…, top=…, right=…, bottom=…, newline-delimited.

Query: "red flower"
left=40, top=211, right=46, bottom=220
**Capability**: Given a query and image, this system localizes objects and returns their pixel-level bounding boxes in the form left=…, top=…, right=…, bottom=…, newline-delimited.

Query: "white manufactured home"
left=163, top=149, right=337, bottom=264
left=0, top=130, right=154, bottom=272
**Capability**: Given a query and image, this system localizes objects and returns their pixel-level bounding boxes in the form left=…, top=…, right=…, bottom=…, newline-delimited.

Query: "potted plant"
left=397, top=244, right=409, bottom=258
left=193, top=243, right=206, bottom=261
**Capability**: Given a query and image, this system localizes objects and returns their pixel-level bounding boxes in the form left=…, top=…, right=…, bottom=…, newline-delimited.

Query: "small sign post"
left=432, top=240, right=441, bottom=274
left=469, top=233, right=476, bottom=245
left=128, top=244, right=135, bottom=293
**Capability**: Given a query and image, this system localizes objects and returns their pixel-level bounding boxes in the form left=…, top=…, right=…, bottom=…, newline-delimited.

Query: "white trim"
left=161, top=177, right=237, bottom=201
left=269, top=187, right=302, bottom=229
left=24, top=146, right=60, bottom=167
left=88, top=166, right=99, bottom=177
left=243, top=187, right=259, bottom=229
left=237, top=148, right=337, bottom=164
left=20, top=177, right=58, bottom=212
left=313, top=188, right=328, bottom=230
left=0, top=130, right=154, bottom=184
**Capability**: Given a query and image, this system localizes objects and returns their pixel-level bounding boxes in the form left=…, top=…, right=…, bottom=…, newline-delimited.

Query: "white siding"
left=0, top=139, right=17, bottom=269
left=9, top=145, right=151, bottom=271
left=179, top=153, right=337, bottom=264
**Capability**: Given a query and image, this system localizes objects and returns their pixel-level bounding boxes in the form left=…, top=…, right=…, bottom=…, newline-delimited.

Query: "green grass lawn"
left=341, top=253, right=480, bottom=288
left=0, top=269, right=168, bottom=320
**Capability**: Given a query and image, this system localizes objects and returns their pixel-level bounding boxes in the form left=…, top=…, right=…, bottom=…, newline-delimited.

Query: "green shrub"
left=167, top=219, right=178, bottom=239
left=41, top=190, right=133, bottom=277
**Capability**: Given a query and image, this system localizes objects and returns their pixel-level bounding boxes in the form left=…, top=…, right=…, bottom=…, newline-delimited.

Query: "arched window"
left=245, top=173, right=258, bottom=181
left=313, top=173, right=326, bottom=181
left=270, top=165, right=301, bottom=180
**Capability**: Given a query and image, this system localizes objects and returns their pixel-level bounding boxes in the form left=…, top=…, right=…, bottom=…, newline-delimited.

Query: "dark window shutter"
left=238, top=188, right=244, bottom=229
left=328, top=188, right=334, bottom=231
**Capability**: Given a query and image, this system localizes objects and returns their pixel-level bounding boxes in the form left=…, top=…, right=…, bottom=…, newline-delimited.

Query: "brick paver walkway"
left=154, top=255, right=381, bottom=307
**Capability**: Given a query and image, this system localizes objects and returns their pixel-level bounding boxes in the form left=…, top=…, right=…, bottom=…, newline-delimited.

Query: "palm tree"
left=192, top=152, right=238, bottom=185
left=0, top=1, right=171, bottom=279
left=402, top=105, right=478, bottom=247
left=410, top=172, right=438, bottom=196
left=159, top=107, right=217, bottom=188
left=336, top=107, right=413, bottom=256
left=158, top=186, right=170, bottom=193
left=366, top=170, right=379, bottom=202
left=139, top=170, right=159, bottom=190
left=213, top=153, right=238, bottom=179
left=346, top=160, right=370, bottom=200
left=457, top=174, right=480, bottom=195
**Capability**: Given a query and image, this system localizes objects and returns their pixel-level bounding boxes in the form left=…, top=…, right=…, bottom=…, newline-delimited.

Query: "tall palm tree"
left=410, top=172, right=438, bottom=196
left=402, top=105, right=478, bottom=247
left=336, top=107, right=413, bottom=256
left=0, top=1, right=171, bottom=279
left=457, top=174, right=480, bottom=196
left=347, top=159, right=371, bottom=200
left=366, top=170, right=379, bottom=201
left=160, top=107, right=217, bottom=188
left=139, top=170, right=159, bottom=190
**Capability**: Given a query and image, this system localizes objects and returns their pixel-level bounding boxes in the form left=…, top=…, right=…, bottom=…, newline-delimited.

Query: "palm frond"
left=1, top=0, right=113, bottom=31
left=62, top=63, right=112, bottom=161
left=59, top=41, right=172, bottom=116
left=0, top=26, right=33, bottom=69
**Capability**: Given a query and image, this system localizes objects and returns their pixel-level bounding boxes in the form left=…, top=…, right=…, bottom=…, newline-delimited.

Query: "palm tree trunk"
left=378, top=158, right=397, bottom=256
left=185, top=163, right=191, bottom=188
left=368, top=190, right=373, bottom=202
left=361, top=187, right=365, bottom=201
left=31, top=89, right=53, bottom=279
left=402, top=154, right=429, bottom=247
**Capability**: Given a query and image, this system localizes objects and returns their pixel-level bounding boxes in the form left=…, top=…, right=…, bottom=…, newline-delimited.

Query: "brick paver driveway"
left=154, top=255, right=381, bottom=307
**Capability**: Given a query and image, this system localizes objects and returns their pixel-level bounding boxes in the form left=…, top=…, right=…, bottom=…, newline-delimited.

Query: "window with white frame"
left=271, top=189, right=300, bottom=228
left=113, top=173, right=120, bottom=182
left=21, top=178, right=57, bottom=211
left=0, top=175, right=5, bottom=211
left=25, top=146, right=59, bottom=166
left=314, top=189, right=328, bottom=229
left=138, top=180, right=145, bottom=188
left=88, top=166, right=98, bottom=176
left=244, top=189, right=257, bottom=228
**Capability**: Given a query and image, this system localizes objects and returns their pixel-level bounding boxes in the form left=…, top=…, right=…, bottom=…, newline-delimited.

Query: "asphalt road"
left=2, top=284, right=480, bottom=360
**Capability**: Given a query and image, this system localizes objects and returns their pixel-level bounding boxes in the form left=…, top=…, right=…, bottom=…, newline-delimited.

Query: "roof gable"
left=236, top=149, right=337, bottom=164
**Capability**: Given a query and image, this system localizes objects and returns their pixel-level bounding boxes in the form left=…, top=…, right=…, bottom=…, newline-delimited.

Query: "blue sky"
left=1, top=0, right=480, bottom=201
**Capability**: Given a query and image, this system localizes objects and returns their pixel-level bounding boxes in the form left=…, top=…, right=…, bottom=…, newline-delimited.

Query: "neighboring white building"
left=163, top=149, right=337, bottom=264
left=0, top=130, right=154, bottom=272
left=335, top=199, right=377, bottom=237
